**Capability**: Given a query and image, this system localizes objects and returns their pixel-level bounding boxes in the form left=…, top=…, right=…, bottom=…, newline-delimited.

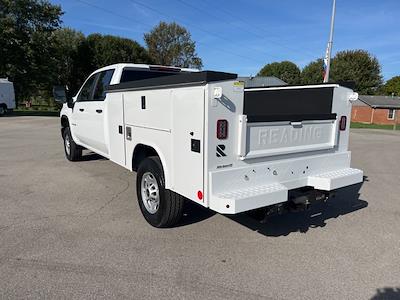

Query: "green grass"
left=351, top=122, right=400, bottom=130
left=9, top=109, right=59, bottom=117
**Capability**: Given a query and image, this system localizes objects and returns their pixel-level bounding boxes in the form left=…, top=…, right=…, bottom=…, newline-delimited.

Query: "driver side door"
left=72, top=69, right=114, bottom=156
left=72, top=73, right=97, bottom=148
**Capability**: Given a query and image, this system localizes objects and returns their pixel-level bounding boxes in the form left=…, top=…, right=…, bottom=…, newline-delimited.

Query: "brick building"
left=351, top=95, right=400, bottom=125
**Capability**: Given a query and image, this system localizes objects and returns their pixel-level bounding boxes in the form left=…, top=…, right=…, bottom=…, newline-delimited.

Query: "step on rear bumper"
left=307, top=168, right=363, bottom=191
left=210, top=167, right=363, bottom=214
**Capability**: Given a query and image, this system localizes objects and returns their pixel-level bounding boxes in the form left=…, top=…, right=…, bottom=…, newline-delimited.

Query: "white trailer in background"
left=0, top=78, right=15, bottom=116
left=55, top=63, right=363, bottom=228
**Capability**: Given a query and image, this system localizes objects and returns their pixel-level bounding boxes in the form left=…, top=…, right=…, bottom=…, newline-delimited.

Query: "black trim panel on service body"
left=244, top=86, right=335, bottom=123
left=107, top=71, right=238, bottom=92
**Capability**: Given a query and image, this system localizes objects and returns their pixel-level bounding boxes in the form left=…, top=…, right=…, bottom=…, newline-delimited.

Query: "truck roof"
left=96, top=63, right=199, bottom=74
left=107, top=71, right=237, bottom=93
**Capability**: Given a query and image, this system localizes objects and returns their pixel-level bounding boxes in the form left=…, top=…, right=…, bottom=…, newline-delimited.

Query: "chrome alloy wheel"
left=64, top=134, right=71, bottom=155
left=141, top=172, right=160, bottom=214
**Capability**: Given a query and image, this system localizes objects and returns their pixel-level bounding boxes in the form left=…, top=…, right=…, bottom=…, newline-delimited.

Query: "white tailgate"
left=238, top=118, right=337, bottom=159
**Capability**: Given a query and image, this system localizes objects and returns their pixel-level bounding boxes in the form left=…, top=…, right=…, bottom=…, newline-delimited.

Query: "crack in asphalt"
left=3, top=257, right=273, bottom=300
left=0, top=171, right=131, bottom=234
left=84, top=172, right=131, bottom=218
left=0, top=213, right=82, bottom=234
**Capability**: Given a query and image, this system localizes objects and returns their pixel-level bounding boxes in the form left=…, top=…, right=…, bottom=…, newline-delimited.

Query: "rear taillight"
left=217, top=119, right=228, bottom=139
left=339, top=116, right=347, bottom=131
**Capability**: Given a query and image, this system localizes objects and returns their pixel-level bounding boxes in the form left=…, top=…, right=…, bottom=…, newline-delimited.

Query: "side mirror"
left=53, top=85, right=74, bottom=108
left=53, top=85, right=67, bottom=103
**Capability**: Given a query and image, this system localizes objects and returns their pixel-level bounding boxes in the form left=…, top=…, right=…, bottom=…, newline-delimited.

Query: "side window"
left=93, top=69, right=115, bottom=101
left=77, top=74, right=97, bottom=101
left=120, top=69, right=177, bottom=83
left=388, top=109, right=395, bottom=120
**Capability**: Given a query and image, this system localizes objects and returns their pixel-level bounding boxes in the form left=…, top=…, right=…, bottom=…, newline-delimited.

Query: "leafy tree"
left=257, top=61, right=301, bottom=84
left=144, top=21, right=202, bottom=69
left=51, top=28, right=85, bottom=95
left=330, top=49, right=382, bottom=94
left=301, top=58, right=324, bottom=84
left=57, top=33, right=153, bottom=96
left=0, top=0, right=63, bottom=103
left=380, top=76, right=400, bottom=96
left=85, top=34, right=152, bottom=69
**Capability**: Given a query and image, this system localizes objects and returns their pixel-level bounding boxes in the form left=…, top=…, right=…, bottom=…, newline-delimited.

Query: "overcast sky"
left=52, top=0, right=399, bottom=80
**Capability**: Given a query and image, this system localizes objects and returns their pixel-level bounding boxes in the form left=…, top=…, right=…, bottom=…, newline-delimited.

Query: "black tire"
left=0, top=105, right=6, bottom=116
left=63, top=127, right=82, bottom=161
left=136, top=156, right=184, bottom=228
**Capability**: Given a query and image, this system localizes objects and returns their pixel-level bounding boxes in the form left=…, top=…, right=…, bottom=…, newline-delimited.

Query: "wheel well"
left=0, top=103, right=7, bottom=109
left=61, top=115, right=69, bottom=136
left=132, top=144, right=159, bottom=171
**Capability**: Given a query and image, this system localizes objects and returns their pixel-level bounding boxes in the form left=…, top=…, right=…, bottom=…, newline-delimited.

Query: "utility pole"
left=392, top=93, right=398, bottom=131
left=323, top=0, right=336, bottom=83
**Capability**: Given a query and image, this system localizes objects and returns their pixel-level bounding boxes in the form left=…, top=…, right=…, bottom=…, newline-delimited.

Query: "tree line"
left=1, top=0, right=399, bottom=107
left=258, top=51, right=398, bottom=96
left=0, top=0, right=201, bottom=105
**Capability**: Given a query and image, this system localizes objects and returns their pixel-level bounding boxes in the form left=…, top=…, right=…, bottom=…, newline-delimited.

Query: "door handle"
left=96, top=109, right=103, bottom=113
left=79, top=108, right=84, bottom=112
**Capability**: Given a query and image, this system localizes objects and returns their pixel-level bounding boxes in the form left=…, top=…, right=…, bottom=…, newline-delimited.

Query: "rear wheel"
left=0, top=105, right=6, bottom=116
left=63, top=127, right=82, bottom=161
left=136, top=156, right=184, bottom=228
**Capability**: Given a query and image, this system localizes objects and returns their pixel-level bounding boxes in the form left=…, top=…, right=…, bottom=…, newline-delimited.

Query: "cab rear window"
left=120, top=69, right=179, bottom=83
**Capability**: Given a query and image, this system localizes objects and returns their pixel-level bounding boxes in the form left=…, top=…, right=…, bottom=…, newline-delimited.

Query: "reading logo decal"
left=258, top=126, right=323, bottom=146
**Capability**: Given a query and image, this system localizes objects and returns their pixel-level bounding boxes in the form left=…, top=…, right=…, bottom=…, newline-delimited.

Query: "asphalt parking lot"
left=0, top=116, right=399, bottom=299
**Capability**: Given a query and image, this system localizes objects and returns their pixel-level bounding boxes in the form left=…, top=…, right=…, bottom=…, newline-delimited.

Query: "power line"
left=75, top=0, right=318, bottom=69
left=73, top=0, right=265, bottom=65
left=175, top=0, right=265, bottom=40
left=201, top=0, right=318, bottom=58
left=127, top=0, right=284, bottom=61
left=74, top=0, right=149, bottom=28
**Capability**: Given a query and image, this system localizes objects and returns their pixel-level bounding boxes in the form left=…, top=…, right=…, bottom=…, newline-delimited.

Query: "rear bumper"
left=208, top=152, right=363, bottom=214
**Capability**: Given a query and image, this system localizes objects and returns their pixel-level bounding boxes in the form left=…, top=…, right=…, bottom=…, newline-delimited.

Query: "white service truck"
left=0, top=78, right=16, bottom=116
left=55, top=63, right=363, bottom=228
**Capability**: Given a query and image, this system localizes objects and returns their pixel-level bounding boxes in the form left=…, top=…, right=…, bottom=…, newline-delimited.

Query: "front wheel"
left=136, top=157, right=184, bottom=228
left=63, top=127, right=82, bottom=161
